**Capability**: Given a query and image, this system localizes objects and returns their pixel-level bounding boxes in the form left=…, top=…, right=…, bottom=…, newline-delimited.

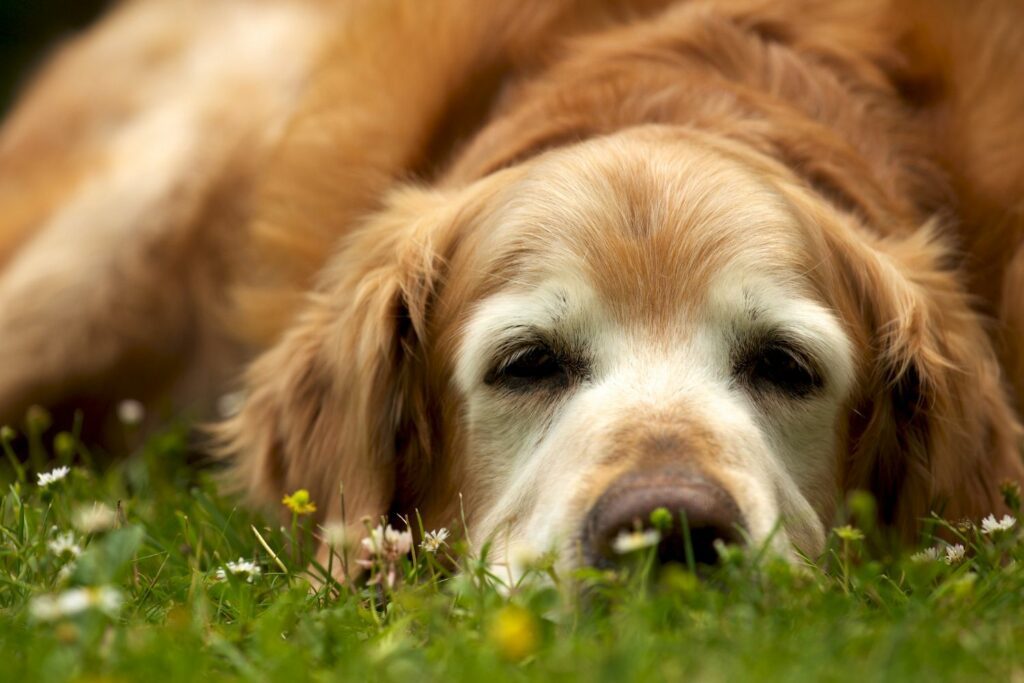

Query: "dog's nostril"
left=583, top=470, right=745, bottom=569
left=652, top=510, right=743, bottom=567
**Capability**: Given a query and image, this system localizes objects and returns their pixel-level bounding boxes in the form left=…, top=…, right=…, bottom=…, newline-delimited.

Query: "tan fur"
left=2, top=0, right=1023, bottom=560
left=0, top=0, right=338, bottom=436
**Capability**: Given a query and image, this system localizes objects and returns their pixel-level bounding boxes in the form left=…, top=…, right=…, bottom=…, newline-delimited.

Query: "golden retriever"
left=2, top=0, right=1023, bottom=575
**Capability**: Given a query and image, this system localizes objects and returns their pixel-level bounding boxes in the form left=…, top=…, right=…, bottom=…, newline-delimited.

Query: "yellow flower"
left=282, top=489, right=317, bottom=515
left=488, top=605, right=539, bottom=661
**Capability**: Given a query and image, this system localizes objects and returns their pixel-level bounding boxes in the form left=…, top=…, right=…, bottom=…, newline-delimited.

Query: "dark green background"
left=0, top=0, right=110, bottom=114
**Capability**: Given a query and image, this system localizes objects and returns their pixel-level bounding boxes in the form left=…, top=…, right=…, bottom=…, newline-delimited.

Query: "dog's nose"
left=582, top=468, right=744, bottom=568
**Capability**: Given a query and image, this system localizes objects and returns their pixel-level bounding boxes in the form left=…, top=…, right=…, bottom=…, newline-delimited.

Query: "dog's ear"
left=215, top=187, right=456, bottom=538
left=831, top=224, right=1024, bottom=537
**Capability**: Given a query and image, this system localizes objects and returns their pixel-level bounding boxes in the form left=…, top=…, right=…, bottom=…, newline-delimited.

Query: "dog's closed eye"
left=734, top=337, right=823, bottom=399
left=484, top=340, right=587, bottom=392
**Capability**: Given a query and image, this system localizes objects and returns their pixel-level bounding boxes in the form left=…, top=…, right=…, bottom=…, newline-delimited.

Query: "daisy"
left=57, top=562, right=77, bottom=583
left=362, top=523, right=413, bottom=557
left=980, top=514, right=1016, bottom=534
left=29, top=586, right=123, bottom=621
left=509, top=544, right=541, bottom=570
left=944, top=543, right=966, bottom=564
left=359, top=523, right=413, bottom=589
left=611, top=528, right=661, bottom=555
left=37, top=466, right=70, bottom=488
left=116, top=399, right=145, bottom=425
left=320, top=522, right=350, bottom=549
left=910, top=546, right=941, bottom=563
left=216, top=391, right=246, bottom=418
left=73, top=502, right=116, bottom=534
left=420, top=528, right=450, bottom=553
left=48, top=532, right=82, bottom=560
left=215, top=558, right=262, bottom=583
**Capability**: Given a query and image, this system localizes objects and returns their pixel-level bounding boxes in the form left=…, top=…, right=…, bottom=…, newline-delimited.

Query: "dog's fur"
left=2, top=0, right=1024, bottom=571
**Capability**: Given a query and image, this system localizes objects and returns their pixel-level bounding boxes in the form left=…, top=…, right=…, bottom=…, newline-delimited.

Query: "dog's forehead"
left=475, top=131, right=812, bottom=324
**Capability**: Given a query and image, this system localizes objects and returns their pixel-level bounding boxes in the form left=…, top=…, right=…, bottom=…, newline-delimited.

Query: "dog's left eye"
left=736, top=341, right=822, bottom=398
left=485, top=345, right=570, bottom=391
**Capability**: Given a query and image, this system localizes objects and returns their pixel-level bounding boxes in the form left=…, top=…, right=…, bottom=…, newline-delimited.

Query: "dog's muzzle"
left=582, top=466, right=745, bottom=568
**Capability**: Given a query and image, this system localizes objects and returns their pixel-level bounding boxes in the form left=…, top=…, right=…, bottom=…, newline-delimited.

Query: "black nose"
left=582, top=468, right=745, bottom=568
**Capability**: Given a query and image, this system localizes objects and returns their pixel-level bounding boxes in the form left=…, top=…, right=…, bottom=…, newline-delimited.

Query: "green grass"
left=2, top=413, right=1023, bottom=682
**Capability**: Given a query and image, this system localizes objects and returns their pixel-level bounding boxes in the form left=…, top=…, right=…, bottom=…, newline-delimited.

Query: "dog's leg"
left=0, top=0, right=336, bottom=432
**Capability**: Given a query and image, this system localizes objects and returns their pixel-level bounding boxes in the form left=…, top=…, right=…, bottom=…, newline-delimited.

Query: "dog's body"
left=2, top=0, right=1024, bottom=572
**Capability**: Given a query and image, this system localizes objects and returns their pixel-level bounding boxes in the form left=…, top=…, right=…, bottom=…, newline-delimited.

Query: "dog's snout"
left=583, top=468, right=744, bottom=568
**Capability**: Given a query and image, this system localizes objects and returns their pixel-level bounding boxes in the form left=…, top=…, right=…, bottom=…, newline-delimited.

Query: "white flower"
left=910, top=546, right=941, bottom=562
left=215, top=558, right=262, bottom=583
left=57, top=562, right=77, bottom=583
left=320, top=522, right=350, bottom=549
left=611, top=529, right=661, bottom=555
left=216, top=391, right=246, bottom=418
left=420, top=528, right=450, bottom=553
left=29, top=586, right=123, bottom=621
left=980, top=514, right=1017, bottom=534
left=944, top=543, right=966, bottom=564
left=73, top=502, right=116, bottom=534
left=509, top=544, right=542, bottom=570
left=358, top=523, right=413, bottom=589
left=361, top=523, right=413, bottom=557
left=116, top=399, right=145, bottom=426
left=48, top=532, right=82, bottom=559
left=37, top=466, right=71, bottom=488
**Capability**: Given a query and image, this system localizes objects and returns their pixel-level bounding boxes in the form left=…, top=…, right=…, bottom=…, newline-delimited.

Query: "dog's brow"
left=739, top=322, right=819, bottom=353
left=495, top=324, right=543, bottom=345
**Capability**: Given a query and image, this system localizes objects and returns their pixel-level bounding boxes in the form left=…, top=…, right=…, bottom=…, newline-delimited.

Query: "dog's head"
left=221, top=125, right=1021, bottom=573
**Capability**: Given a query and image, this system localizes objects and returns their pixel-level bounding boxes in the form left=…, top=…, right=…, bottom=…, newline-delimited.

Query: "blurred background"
left=0, top=0, right=111, bottom=114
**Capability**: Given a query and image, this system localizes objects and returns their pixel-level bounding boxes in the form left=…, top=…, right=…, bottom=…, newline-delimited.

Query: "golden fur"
left=2, top=0, right=1023, bottom=567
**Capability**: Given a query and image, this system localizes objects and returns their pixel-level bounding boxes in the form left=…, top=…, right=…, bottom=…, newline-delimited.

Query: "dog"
left=2, top=0, right=1023, bottom=575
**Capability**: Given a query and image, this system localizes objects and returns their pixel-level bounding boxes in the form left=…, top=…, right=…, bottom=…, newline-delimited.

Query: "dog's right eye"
left=485, top=345, right=569, bottom=391
left=734, top=337, right=823, bottom=399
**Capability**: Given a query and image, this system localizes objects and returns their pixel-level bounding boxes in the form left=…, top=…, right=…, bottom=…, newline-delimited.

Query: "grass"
left=2, top=411, right=1024, bottom=682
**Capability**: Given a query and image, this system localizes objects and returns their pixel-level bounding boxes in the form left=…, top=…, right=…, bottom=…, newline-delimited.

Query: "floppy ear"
left=214, top=187, right=454, bottom=539
left=834, top=224, right=1024, bottom=537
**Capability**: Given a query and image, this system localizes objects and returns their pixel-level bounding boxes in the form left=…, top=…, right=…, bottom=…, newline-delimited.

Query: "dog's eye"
left=486, top=345, right=569, bottom=391
left=738, top=342, right=822, bottom=398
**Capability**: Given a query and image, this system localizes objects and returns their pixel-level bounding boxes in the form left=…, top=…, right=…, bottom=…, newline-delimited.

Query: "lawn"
left=2, top=409, right=1023, bottom=682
